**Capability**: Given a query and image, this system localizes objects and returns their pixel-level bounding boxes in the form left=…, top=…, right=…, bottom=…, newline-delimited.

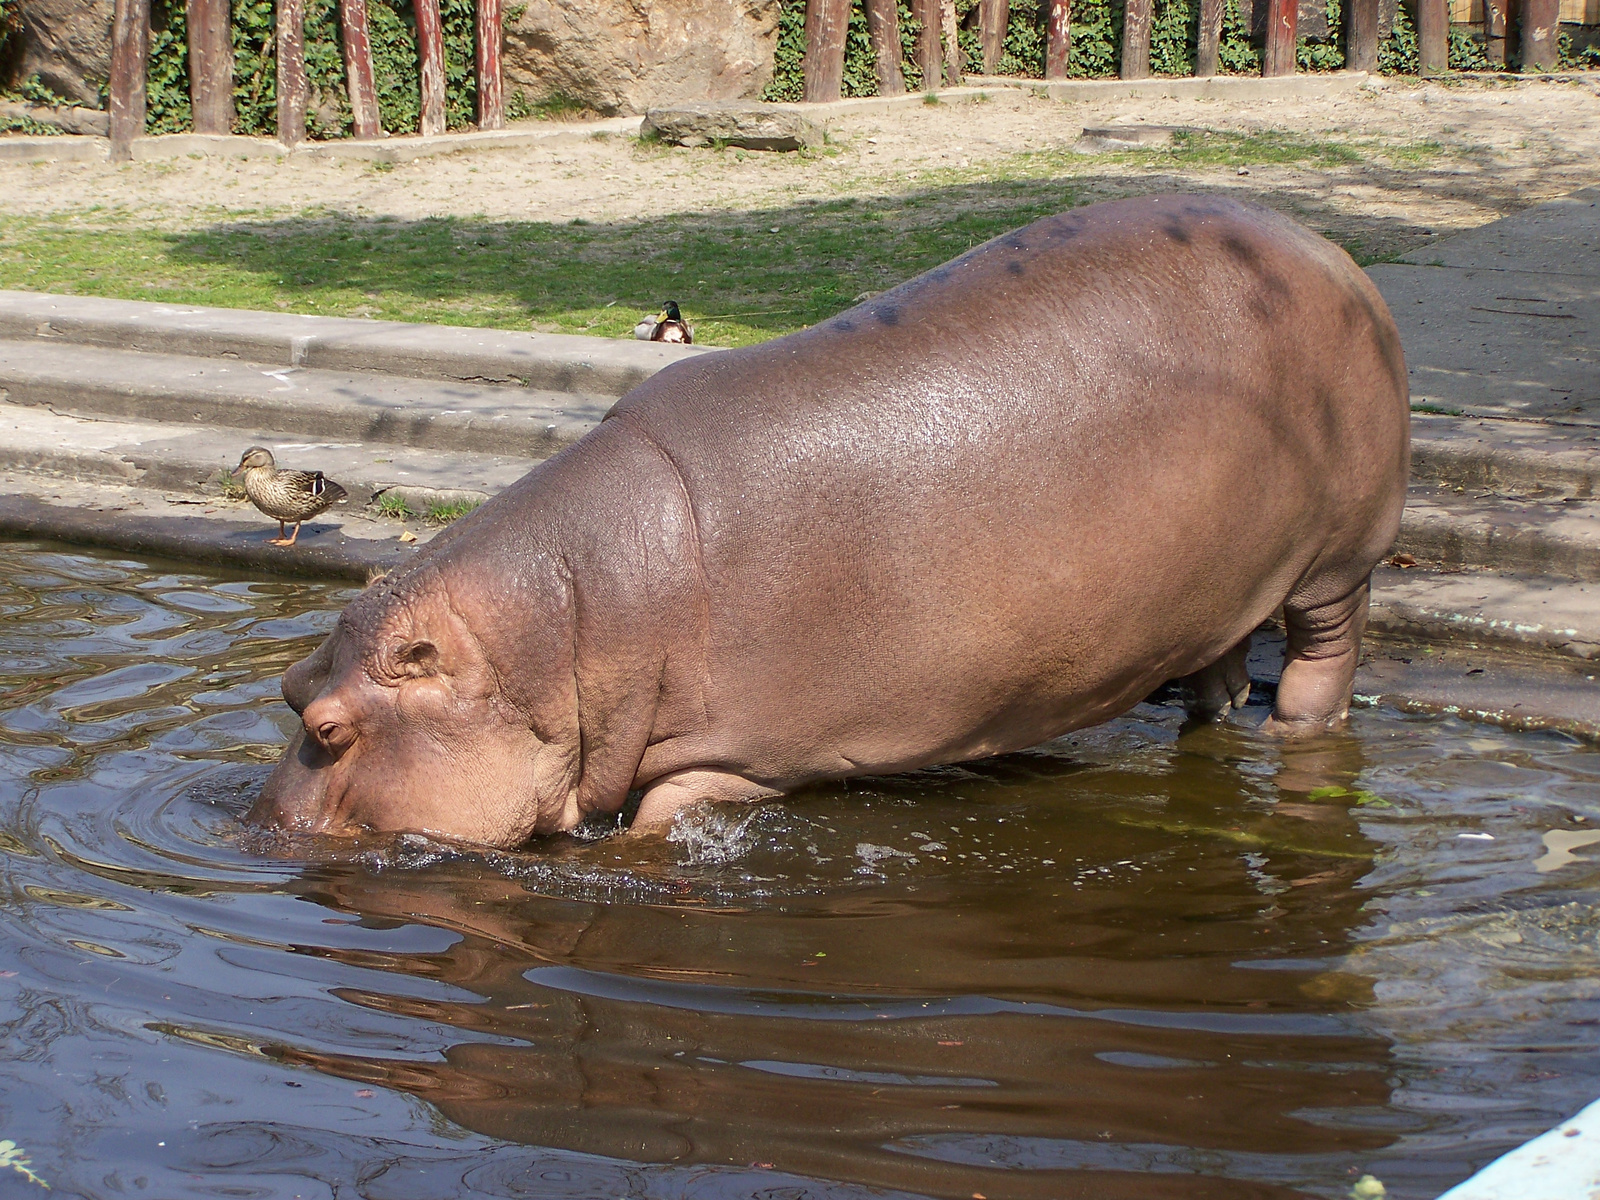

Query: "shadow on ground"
left=148, top=172, right=1462, bottom=344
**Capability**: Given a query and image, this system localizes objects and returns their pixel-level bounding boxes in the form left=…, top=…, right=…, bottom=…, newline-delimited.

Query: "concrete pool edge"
left=1435, top=1094, right=1600, bottom=1199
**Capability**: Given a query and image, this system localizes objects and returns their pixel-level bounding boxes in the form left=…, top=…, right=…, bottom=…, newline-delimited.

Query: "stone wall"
left=9, top=0, right=114, bottom=108
left=502, top=0, right=782, bottom=115
left=3, top=0, right=781, bottom=119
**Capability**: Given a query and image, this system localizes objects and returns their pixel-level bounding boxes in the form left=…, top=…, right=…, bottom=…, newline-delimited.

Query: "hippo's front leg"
left=633, top=769, right=784, bottom=832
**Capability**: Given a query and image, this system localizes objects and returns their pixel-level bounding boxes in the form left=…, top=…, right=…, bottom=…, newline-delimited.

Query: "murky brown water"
left=1, top=541, right=1598, bottom=1200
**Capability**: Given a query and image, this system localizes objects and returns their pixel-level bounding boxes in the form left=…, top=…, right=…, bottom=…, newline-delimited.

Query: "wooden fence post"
left=277, top=0, right=308, bottom=145
left=478, top=0, right=505, bottom=128
left=109, top=0, right=150, bottom=161
left=1120, top=0, right=1151, bottom=79
left=864, top=0, right=907, bottom=94
left=186, top=0, right=232, bottom=134
left=1262, top=0, right=1297, bottom=75
left=1484, top=0, right=1507, bottom=64
left=1522, top=0, right=1559, bottom=69
left=940, top=0, right=965, bottom=85
left=1416, top=0, right=1448, bottom=73
left=801, top=0, right=849, bottom=101
left=1045, top=0, right=1071, bottom=78
left=910, top=0, right=943, bottom=86
left=979, top=0, right=1009, bottom=72
left=1346, top=0, right=1379, bottom=71
left=1196, top=0, right=1222, bottom=75
left=339, top=0, right=382, bottom=138
left=415, top=0, right=446, bottom=135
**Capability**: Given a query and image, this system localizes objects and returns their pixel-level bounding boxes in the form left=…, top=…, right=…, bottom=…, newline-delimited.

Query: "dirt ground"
left=4, top=75, right=1599, bottom=257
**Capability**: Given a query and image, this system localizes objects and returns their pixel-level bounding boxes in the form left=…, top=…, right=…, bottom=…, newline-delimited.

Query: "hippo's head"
left=249, top=563, right=582, bottom=847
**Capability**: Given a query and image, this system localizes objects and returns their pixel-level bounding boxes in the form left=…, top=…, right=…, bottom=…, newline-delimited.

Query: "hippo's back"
left=606, top=195, right=1409, bottom=784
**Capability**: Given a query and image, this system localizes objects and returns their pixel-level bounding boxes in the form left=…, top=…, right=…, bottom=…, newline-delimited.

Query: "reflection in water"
left=0, top=542, right=1598, bottom=1199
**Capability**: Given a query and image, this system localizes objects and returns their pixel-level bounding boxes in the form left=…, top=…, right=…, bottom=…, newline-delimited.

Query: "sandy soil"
left=3, top=75, right=1599, bottom=259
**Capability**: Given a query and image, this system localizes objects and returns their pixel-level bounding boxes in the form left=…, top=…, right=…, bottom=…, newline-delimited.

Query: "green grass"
left=425, top=498, right=481, bottom=524
left=373, top=492, right=416, bottom=519
left=0, top=130, right=1446, bottom=345
left=0, top=185, right=1099, bottom=345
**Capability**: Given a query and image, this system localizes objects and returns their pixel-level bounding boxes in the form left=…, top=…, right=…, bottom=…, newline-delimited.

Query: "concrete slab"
left=0, top=135, right=106, bottom=163
left=0, top=290, right=704, bottom=397
left=0, top=337, right=607, bottom=458
left=960, top=70, right=1370, bottom=103
left=1398, top=188, right=1600, bottom=277
left=0, top=402, right=533, bottom=503
left=1369, top=264, right=1600, bottom=423
left=1411, top=412, right=1600, bottom=496
left=1434, top=1093, right=1600, bottom=1199
left=1396, top=483, right=1600, bottom=581
left=1370, top=188, right=1600, bottom=423
left=0, top=479, right=425, bottom=583
left=1368, top=565, right=1600, bottom=659
left=1355, top=634, right=1600, bottom=741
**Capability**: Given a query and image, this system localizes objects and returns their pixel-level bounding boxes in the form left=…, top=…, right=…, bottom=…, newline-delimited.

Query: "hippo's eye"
left=392, top=640, right=439, bottom=679
left=317, top=721, right=354, bottom=752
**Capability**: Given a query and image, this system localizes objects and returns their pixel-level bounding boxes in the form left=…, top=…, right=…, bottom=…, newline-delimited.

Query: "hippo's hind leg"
left=1263, top=575, right=1371, bottom=735
left=1179, top=635, right=1253, bottom=720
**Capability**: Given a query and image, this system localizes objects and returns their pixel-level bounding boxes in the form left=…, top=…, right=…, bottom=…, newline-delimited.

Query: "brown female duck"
left=233, top=447, right=348, bottom=546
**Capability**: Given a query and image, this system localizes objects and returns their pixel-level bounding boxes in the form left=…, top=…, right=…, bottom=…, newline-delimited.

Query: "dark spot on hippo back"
left=875, top=304, right=900, bottom=326
left=1006, top=260, right=1025, bottom=276
left=1222, top=234, right=1259, bottom=267
left=1163, top=220, right=1191, bottom=245
left=1221, top=232, right=1294, bottom=322
left=833, top=317, right=856, bottom=333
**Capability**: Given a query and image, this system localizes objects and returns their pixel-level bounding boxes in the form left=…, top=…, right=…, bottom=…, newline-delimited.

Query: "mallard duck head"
left=661, top=300, right=684, bottom=323
left=235, top=446, right=276, bottom=474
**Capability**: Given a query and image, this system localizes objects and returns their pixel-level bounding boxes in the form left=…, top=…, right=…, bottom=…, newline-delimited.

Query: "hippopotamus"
left=251, top=194, right=1409, bottom=846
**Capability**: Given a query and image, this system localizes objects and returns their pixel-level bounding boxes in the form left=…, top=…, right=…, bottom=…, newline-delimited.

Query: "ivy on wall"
left=0, top=0, right=19, bottom=72
left=758, top=0, right=1575, bottom=95
left=144, top=0, right=482, bottom=137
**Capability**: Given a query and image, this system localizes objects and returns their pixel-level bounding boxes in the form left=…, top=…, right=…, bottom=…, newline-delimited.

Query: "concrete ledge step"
left=0, top=337, right=606, bottom=458
left=0, top=290, right=704, bottom=398
left=1397, top=482, right=1600, bottom=582
left=0, top=401, right=533, bottom=507
left=1411, top=412, right=1600, bottom=497
left=1368, top=565, right=1600, bottom=660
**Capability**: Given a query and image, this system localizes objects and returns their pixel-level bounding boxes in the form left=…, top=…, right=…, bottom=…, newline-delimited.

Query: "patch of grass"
left=1334, top=238, right=1402, bottom=268
left=0, top=184, right=1103, bottom=345
left=0, top=130, right=1451, bottom=346
left=373, top=492, right=416, bottom=520
left=425, top=497, right=481, bottom=524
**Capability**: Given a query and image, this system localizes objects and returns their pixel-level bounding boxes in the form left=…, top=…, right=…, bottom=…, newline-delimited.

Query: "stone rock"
left=641, top=101, right=821, bottom=151
left=1073, top=125, right=1190, bottom=153
left=8, top=0, right=113, bottom=110
left=503, top=0, right=781, bottom=117
left=0, top=99, right=109, bottom=135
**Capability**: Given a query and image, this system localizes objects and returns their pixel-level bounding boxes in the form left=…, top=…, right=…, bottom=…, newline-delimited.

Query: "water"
left=1, top=541, right=1598, bottom=1200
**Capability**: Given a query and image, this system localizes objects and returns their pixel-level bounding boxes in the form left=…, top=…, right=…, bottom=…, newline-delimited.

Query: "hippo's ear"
left=394, top=639, right=439, bottom=678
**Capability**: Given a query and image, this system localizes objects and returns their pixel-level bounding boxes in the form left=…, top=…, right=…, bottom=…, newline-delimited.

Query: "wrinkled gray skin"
left=251, top=195, right=1409, bottom=846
